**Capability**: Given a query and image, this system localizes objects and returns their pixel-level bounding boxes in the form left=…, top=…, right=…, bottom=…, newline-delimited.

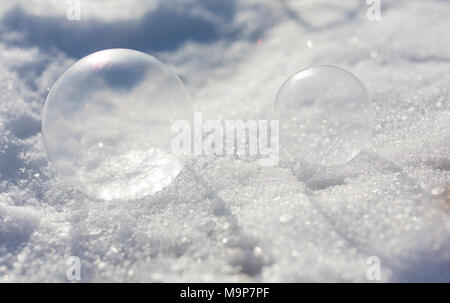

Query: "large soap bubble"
left=274, top=65, right=374, bottom=166
left=42, top=49, right=193, bottom=200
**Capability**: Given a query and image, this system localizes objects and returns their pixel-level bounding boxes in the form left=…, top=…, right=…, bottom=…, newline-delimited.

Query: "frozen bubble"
left=274, top=65, right=375, bottom=166
left=42, top=49, right=193, bottom=200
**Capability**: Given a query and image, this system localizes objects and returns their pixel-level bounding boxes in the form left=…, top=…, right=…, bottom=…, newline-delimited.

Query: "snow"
left=0, top=0, right=449, bottom=282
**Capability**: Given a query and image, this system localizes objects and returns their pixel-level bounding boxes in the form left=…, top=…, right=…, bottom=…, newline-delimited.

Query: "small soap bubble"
left=42, top=49, right=193, bottom=200
left=274, top=65, right=374, bottom=166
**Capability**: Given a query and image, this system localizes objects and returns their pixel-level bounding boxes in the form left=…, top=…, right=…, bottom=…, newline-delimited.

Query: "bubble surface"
left=274, top=65, right=374, bottom=166
left=42, top=49, right=193, bottom=200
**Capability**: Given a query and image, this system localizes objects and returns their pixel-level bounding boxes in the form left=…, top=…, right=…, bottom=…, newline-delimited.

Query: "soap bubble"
left=42, top=49, right=193, bottom=200
left=274, top=65, right=374, bottom=166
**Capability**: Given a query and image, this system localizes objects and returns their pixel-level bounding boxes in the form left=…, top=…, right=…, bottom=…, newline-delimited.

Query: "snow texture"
left=0, top=0, right=449, bottom=282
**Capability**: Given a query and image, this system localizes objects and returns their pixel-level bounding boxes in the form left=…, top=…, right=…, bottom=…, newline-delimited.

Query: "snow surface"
left=0, top=0, right=449, bottom=282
